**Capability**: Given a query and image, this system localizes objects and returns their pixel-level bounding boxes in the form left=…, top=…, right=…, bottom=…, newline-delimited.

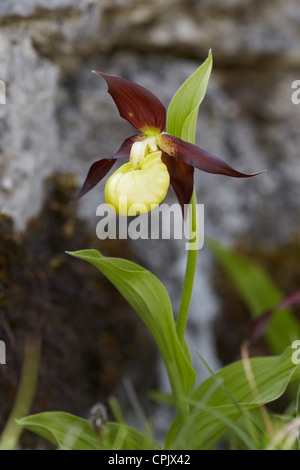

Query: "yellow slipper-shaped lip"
left=105, top=151, right=170, bottom=216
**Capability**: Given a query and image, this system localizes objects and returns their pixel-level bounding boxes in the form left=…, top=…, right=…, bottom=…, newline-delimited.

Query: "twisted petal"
left=161, top=152, right=194, bottom=215
left=93, top=72, right=166, bottom=135
left=157, top=133, right=266, bottom=178
left=75, top=135, right=138, bottom=201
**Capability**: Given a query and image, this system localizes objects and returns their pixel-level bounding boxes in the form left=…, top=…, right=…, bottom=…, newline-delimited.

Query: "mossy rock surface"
left=0, top=174, right=157, bottom=448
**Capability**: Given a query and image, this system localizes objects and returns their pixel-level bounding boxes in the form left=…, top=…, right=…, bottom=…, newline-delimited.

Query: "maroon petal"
left=161, top=152, right=194, bottom=216
left=74, top=159, right=116, bottom=201
left=93, top=71, right=166, bottom=135
left=74, top=135, right=138, bottom=201
left=157, top=133, right=266, bottom=178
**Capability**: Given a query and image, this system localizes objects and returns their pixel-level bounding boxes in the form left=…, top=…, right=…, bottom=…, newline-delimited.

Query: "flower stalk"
left=176, top=188, right=199, bottom=345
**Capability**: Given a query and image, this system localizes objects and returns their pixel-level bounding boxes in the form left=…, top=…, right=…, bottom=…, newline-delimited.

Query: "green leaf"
left=167, top=50, right=212, bottom=142
left=17, top=412, right=103, bottom=450
left=103, top=423, right=161, bottom=450
left=165, top=347, right=300, bottom=450
left=67, top=250, right=196, bottom=401
left=208, top=239, right=300, bottom=354
left=17, top=412, right=161, bottom=450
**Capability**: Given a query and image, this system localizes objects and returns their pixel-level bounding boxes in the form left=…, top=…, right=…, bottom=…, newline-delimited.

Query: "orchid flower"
left=75, top=72, right=264, bottom=215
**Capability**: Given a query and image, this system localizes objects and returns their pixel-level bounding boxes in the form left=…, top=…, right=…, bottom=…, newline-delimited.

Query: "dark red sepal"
left=75, top=135, right=138, bottom=201
left=158, top=133, right=266, bottom=178
left=93, top=72, right=166, bottom=135
left=161, top=152, right=194, bottom=216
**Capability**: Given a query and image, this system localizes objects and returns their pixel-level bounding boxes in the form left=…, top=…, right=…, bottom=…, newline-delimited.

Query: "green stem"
left=176, top=188, right=199, bottom=344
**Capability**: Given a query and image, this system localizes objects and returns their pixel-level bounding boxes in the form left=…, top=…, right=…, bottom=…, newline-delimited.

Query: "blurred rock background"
left=0, top=0, right=300, bottom=445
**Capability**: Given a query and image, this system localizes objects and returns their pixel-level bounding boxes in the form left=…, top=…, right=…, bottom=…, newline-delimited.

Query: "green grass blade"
left=166, top=348, right=300, bottom=449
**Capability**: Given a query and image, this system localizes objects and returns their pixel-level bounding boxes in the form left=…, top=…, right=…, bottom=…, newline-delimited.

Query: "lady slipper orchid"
left=75, top=72, right=264, bottom=215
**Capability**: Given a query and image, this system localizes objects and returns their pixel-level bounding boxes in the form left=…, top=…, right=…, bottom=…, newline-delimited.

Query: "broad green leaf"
left=67, top=250, right=196, bottom=401
left=17, top=412, right=160, bottom=450
left=17, top=412, right=103, bottom=450
left=167, top=50, right=212, bottom=142
left=166, top=347, right=300, bottom=449
left=208, top=239, right=300, bottom=354
left=103, top=422, right=160, bottom=450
